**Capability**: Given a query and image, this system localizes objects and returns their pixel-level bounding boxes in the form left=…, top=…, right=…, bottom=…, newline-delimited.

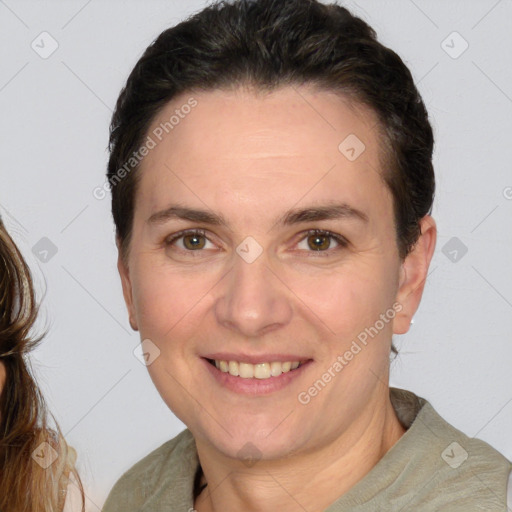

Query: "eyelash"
left=164, top=228, right=348, bottom=256
left=164, top=229, right=209, bottom=250
left=295, top=229, right=349, bottom=254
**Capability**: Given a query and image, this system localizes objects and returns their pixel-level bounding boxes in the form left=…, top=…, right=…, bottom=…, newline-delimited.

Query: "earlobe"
left=393, top=215, right=437, bottom=335
left=116, top=243, right=139, bottom=332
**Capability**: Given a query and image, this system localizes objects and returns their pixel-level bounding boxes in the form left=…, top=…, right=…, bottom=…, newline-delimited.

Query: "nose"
left=214, top=251, right=293, bottom=338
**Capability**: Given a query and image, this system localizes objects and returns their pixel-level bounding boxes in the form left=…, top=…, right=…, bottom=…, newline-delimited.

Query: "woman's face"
left=118, top=85, right=430, bottom=461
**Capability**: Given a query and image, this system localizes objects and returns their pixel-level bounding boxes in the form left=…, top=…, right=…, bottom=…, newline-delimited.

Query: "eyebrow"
left=280, top=203, right=368, bottom=225
left=147, top=206, right=228, bottom=226
left=147, top=203, right=368, bottom=227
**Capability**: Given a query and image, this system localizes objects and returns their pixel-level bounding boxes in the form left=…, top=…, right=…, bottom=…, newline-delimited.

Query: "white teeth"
left=213, top=359, right=302, bottom=379
left=270, top=361, right=282, bottom=377
left=254, top=363, right=271, bottom=379
left=228, top=360, right=239, bottom=376
left=239, top=362, right=254, bottom=378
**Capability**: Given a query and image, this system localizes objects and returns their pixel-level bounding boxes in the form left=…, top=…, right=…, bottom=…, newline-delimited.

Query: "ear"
left=393, top=215, right=437, bottom=335
left=116, top=238, right=139, bottom=331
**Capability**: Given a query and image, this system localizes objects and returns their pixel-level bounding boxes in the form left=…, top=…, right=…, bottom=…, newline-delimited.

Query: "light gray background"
left=1, top=0, right=511, bottom=509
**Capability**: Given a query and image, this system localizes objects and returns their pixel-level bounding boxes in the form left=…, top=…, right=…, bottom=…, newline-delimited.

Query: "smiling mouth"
left=206, top=358, right=307, bottom=379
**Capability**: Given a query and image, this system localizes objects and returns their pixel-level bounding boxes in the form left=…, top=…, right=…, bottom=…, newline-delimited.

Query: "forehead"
left=135, top=85, right=391, bottom=228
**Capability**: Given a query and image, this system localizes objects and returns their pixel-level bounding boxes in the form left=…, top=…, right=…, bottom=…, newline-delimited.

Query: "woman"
left=0, top=216, right=85, bottom=512
left=102, top=0, right=511, bottom=510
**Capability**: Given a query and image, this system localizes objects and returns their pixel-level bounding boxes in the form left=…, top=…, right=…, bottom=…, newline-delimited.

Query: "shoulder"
left=392, top=387, right=511, bottom=470
left=62, top=472, right=84, bottom=512
left=406, top=395, right=512, bottom=508
left=384, top=388, right=512, bottom=509
left=102, top=428, right=198, bottom=512
left=421, top=399, right=510, bottom=467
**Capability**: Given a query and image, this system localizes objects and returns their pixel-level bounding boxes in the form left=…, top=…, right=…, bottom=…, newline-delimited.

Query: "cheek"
left=290, top=261, right=398, bottom=341
left=131, top=268, right=174, bottom=334
left=130, top=260, right=215, bottom=338
left=290, top=258, right=398, bottom=360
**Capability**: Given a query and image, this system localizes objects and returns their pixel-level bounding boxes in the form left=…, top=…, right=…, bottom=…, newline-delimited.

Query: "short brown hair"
left=107, top=0, right=436, bottom=356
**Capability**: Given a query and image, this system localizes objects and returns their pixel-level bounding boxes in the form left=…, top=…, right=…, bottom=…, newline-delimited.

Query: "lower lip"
left=202, top=358, right=312, bottom=395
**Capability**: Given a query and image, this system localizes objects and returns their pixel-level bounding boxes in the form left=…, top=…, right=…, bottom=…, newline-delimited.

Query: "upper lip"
left=203, top=353, right=312, bottom=364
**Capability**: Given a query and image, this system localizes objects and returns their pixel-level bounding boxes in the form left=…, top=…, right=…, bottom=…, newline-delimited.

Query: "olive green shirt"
left=103, top=387, right=512, bottom=511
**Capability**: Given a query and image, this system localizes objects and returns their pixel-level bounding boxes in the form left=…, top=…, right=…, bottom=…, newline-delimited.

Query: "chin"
left=192, top=416, right=307, bottom=463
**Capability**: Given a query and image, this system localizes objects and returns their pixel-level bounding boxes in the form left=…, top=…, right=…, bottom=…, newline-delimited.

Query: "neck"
left=194, top=387, right=406, bottom=512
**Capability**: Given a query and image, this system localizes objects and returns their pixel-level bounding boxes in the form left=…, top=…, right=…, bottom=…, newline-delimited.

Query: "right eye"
left=165, top=229, right=216, bottom=251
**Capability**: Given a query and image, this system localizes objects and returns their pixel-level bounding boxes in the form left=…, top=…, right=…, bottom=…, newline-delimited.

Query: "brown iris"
left=183, top=233, right=206, bottom=250
left=307, top=233, right=331, bottom=251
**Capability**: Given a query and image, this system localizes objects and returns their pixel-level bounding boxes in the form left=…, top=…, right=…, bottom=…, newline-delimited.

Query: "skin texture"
left=117, top=85, right=437, bottom=512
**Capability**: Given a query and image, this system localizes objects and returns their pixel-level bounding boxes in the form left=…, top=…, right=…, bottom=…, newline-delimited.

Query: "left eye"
left=296, top=230, right=346, bottom=251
